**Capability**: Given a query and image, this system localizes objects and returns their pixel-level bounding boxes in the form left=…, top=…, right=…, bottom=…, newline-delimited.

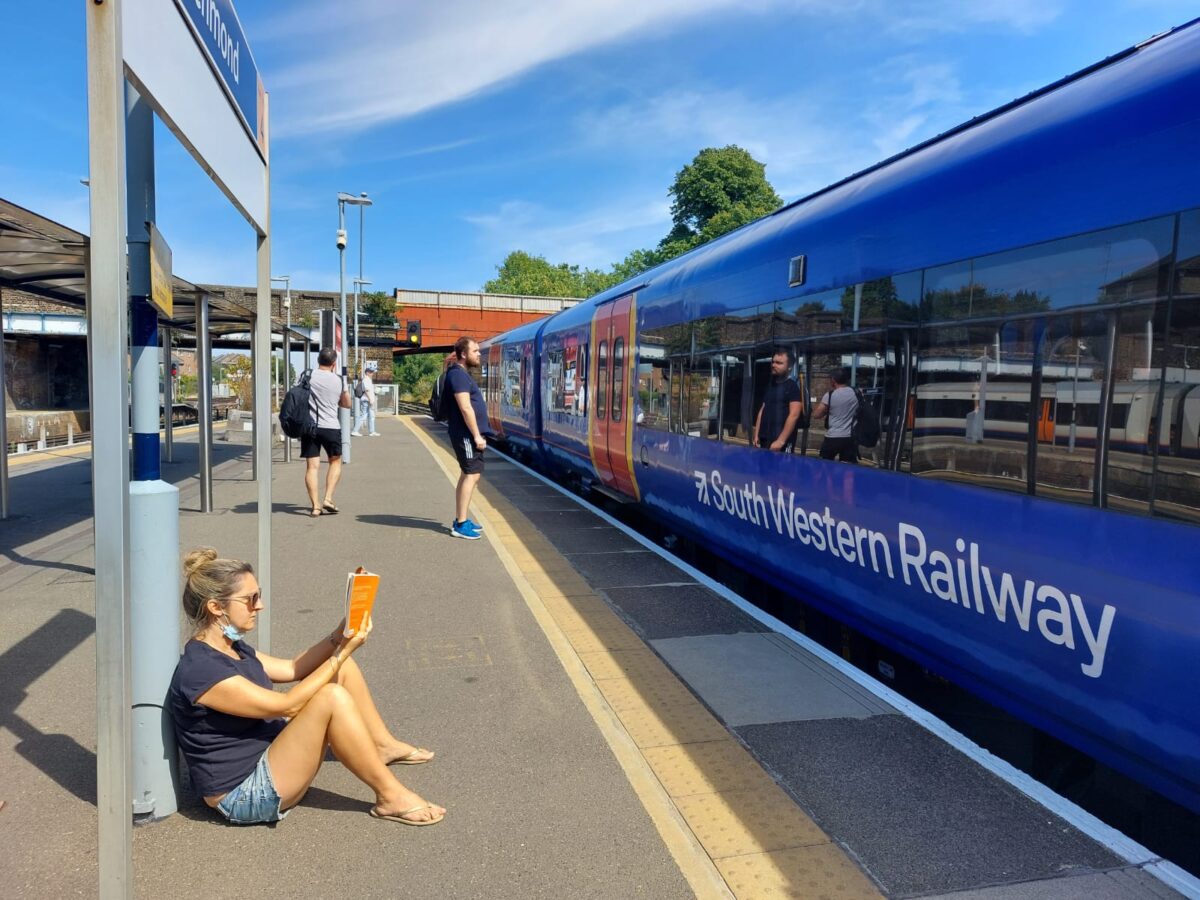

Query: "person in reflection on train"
left=351, top=362, right=379, bottom=437
left=445, top=336, right=493, bottom=539
left=811, top=366, right=860, bottom=463
left=168, top=548, right=444, bottom=826
left=303, top=347, right=352, bottom=517
left=752, top=347, right=804, bottom=452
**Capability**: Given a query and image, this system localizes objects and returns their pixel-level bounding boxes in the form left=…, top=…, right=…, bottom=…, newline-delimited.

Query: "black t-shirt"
left=445, top=364, right=494, bottom=441
left=168, top=640, right=286, bottom=797
left=759, top=377, right=802, bottom=449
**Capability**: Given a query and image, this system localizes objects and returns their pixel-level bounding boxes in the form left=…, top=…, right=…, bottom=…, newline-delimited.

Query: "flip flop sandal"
left=322, top=502, right=340, bottom=514
left=388, top=748, right=434, bottom=765
left=370, top=804, right=444, bottom=826
left=310, top=508, right=322, bottom=518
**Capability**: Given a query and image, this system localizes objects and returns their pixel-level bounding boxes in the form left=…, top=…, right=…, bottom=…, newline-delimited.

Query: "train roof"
left=561, top=17, right=1200, bottom=328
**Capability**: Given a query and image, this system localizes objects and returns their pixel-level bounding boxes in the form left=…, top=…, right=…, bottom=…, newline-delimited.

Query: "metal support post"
left=338, top=200, right=351, bottom=464
left=255, top=231, right=273, bottom=653
left=125, top=81, right=179, bottom=822
left=198, top=295, right=213, bottom=512
left=86, top=0, right=134, bottom=891
left=249, top=315, right=258, bottom=482
left=284, top=288, right=292, bottom=463
left=162, top=324, right=174, bottom=463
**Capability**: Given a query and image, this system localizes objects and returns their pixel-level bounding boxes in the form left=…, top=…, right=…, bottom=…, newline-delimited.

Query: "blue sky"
left=2, top=1, right=1197, bottom=296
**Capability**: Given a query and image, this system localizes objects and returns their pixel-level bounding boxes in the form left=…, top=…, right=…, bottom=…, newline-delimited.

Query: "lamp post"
left=271, top=275, right=292, bottom=462
left=337, top=192, right=372, bottom=463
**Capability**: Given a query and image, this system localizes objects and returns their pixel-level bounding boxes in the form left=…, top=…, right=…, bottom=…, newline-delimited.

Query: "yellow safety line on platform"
left=402, top=417, right=882, bottom=900
left=6, top=424, right=201, bottom=468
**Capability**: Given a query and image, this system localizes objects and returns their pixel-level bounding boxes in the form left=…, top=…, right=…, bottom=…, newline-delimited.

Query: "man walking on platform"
left=444, top=337, right=493, bottom=539
left=303, top=347, right=352, bottom=517
left=811, top=366, right=860, bottom=463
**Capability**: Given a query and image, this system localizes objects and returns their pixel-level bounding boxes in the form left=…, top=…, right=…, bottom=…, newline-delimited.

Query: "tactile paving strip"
left=675, top=788, right=828, bottom=858
left=716, top=844, right=883, bottom=899
left=644, top=741, right=781, bottom=798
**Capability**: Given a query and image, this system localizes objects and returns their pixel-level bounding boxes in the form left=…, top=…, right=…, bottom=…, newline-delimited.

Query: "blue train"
left=478, top=20, right=1200, bottom=813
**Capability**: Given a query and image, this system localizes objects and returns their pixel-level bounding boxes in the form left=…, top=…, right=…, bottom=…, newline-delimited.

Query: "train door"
left=589, top=294, right=640, bottom=499
left=487, top=344, right=502, bottom=436
left=1037, top=397, right=1055, bottom=442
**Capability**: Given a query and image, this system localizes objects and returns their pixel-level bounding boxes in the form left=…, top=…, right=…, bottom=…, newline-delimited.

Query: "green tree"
left=660, top=146, right=783, bottom=257
left=393, top=353, right=442, bottom=401
left=484, top=251, right=595, bottom=298
left=361, top=290, right=397, bottom=326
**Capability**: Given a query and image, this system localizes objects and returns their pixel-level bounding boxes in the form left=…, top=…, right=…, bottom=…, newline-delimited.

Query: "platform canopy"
left=0, top=198, right=301, bottom=342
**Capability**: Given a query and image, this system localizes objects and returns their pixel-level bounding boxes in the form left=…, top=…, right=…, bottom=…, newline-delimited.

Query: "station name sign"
left=173, top=0, right=265, bottom=157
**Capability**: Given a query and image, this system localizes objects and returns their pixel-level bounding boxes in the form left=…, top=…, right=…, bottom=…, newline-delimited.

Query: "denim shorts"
left=216, top=750, right=289, bottom=825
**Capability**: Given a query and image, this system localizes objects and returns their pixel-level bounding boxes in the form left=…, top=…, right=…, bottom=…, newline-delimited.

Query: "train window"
left=922, top=217, right=1175, bottom=322
left=907, top=321, right=1034, bottom=490
left=521, top=354, right=529, bottom=408
left=803, top=331, right=890, bottom=465
left=774, top=291, right=843, bottom=339
left=1035, top=312, right=1111, bottom=505
left=1155, top=292, right=1200, bottom=523
left=1097, top=302, right=1170, bottom=517
left=502, top=348, right=521, bottom=408
left=597, top=341, right=608, bottom=420
left=682, top=354, right=723, bottom=439
left=1176, top=209, right=1200, bottom=297
left=612, top=339, right=624, bottom=422
left=545, top=349, right=565, bottom=413
left=636, top=346, right=671, bottom=431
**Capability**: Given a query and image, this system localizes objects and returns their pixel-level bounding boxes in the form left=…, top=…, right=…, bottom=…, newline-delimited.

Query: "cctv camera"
left=336, top=229, right=347, bottom=250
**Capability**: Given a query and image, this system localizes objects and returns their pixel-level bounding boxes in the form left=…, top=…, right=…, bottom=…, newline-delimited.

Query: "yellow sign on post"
left=148, top=222, right=173, bottom=318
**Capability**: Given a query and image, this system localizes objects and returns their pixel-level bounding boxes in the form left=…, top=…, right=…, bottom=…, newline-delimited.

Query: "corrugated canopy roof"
left=0, top=198, right=303, bottom=339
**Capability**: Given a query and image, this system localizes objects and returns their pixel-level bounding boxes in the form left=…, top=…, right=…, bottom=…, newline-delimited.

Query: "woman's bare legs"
left=266, top=683, right=444, bottom=823
left=334, top=657, right=434, bottom=764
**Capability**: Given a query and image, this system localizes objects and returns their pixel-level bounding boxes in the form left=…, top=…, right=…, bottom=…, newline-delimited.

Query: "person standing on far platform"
left=752, top=346, right=803, bottom=452
left=351, top=364, right=379, bottom=437
left=445, top=337, right=493, bottom=540
left=811, top=366, right=860, bottom=463
left=303, top=347, right=351, bottom=517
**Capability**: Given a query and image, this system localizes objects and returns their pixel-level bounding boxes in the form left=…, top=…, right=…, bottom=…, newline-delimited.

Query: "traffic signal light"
left=406, top=320, right=422, bottom=347
left=170, top=362, right=179, bottom=378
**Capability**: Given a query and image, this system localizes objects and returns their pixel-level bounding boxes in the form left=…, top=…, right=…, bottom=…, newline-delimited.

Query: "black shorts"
left=450, top=434, right=485, bottom=475
left=819, top=435, right=858, bottom=463
left=301, top=427, right=342, bottom=460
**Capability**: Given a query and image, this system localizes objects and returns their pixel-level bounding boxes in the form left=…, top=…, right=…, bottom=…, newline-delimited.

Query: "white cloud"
left=262, top=0, right=1062, bottom=139
left=465, top=196, right=670, bottom=270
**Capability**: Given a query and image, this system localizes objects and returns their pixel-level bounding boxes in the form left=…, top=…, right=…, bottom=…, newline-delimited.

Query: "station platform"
left=0, top=416, right=1190, bottom=899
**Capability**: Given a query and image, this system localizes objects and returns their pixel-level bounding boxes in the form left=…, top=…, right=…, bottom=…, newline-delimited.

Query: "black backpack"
left=428, top=371, right=449, bottom=422
left=353, top=378, right=366, bottom=399
left=279, top=370, right=316, bottom=438
left=852, top=388, right=881, bottom=448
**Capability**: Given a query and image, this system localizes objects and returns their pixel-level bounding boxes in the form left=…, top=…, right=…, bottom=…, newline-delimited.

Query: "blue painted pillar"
left=125, top=83, right=180, bottom=821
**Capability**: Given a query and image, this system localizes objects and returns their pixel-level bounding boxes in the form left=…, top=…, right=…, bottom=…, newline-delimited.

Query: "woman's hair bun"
left=183, top=547, right=219, bottom=578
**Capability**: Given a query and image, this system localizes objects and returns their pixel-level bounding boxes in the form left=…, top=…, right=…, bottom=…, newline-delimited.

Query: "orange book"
left=343, top=566, right=380, bottom=637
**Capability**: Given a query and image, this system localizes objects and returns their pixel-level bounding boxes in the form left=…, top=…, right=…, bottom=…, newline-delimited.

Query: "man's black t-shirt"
left=759, top=377, right=802, bottom=449
left=444, top=364, right=494, bottom=442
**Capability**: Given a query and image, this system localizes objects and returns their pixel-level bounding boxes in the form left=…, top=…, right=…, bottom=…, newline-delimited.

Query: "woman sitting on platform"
left=168, top=547, right=445, bottom=826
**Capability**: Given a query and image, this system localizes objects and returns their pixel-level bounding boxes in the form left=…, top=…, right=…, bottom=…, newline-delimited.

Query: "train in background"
left=475, top=20, right=1200, bottom=814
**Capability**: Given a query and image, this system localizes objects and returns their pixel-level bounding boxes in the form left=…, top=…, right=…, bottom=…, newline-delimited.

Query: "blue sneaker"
left=464, top=518, right=484, bottom=532
left=450, top=520, right=481, bottom=540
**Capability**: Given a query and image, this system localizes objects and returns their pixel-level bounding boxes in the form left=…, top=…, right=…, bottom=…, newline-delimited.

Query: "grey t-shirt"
left=820, top=386, right=858, bottom=439
left=309, top=368, right=344, bottom=429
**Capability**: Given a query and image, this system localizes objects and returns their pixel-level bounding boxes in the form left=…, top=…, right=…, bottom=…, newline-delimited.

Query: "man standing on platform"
left=444, top=336, right=493, bottom=540
left=303, top=347, right=352, bottom=517
left=753, top=347, right=803, bottom=452
left=352, top=362, right=379, bottom=437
